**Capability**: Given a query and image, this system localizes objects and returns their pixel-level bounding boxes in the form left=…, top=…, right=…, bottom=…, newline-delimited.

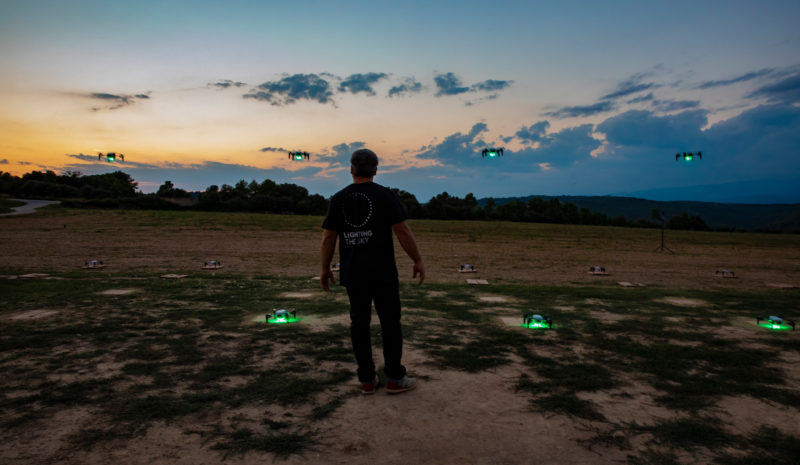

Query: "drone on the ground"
left=202, top=260, right=223, bottom=270
left=98, top=152, right=124, bottom=162
left=523, top=313, right=552, bottom=329
left=481, top=148, right=504, bottom=158
left=288, top=151, right=310, bottom=161
left=715, top=269, right=736, bottom=278
left=267, top=309, right=298, bottom=324
left=589, top=266, right=609, bottom=275
left=83, top=259, right=105, bottom=269
left=756, top=315, right=795, bottom=331
left=459, top=264, right=476, bottom=273
left=675, top=151, right=701, bottom=162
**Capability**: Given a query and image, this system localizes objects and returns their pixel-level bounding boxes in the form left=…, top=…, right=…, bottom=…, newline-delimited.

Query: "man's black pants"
left=345, top=280, right=406, bottom=383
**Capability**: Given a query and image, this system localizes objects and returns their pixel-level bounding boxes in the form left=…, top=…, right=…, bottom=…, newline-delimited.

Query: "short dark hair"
left=350, top=148, right=379, bottom=177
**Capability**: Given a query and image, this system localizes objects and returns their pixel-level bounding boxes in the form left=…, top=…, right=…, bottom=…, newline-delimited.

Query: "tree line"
left=1, top=169, right=711, bottom=230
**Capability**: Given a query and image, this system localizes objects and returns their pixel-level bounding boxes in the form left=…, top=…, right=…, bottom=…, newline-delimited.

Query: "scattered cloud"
left=697, top=68, right=773, bottom=89
left=627, top=93, right=655, bottom=104
left=244, top=73, right=335, bottom=105
left=596, top=109, right=708, bottom=149
left=746, top=71, right=800, bottom=104
left=338, top=72, right=388, bottom=95
left=471, top=79, right=513, bottom=92
left=209, top=80, right=247, bottom=89
left=434, top=72, right=471, bottom=96
left=600, top=74, right=659, bottom=100
left=88, top=92, right=150, bottom=111
left=652, top=99, right=701, bottom=112
left=0, top=158, right=8, bottom=164
left=515, top=121, right=550, bottom=144
left=259, top=146, right=287, bottom=153
left=544, top=101, right=615, bottom=118
left=434, top=73, right=511, bottom=97
left=388, top=78, right=423, bottom=97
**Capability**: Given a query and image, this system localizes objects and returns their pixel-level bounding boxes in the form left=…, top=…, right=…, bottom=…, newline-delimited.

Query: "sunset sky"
left=1, top=0, right=799, bottom=203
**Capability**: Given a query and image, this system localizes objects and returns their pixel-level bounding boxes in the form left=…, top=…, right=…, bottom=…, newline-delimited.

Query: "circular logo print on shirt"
left=342, top=192, right=373, bottom=228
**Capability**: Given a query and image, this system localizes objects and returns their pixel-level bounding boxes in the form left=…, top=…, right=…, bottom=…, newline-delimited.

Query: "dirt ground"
left=1, top=210, right=799, bottom=464
left=0, top=210, right=798, bottom=290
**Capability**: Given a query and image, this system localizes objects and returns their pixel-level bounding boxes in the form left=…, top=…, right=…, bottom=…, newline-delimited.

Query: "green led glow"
left=757, top=321, right=793, bottom=331
left=486, top=151, right=499, bottom=158
left=267, top=316, right=300, bottom=324
left=293, top=155, right=304, bottom=160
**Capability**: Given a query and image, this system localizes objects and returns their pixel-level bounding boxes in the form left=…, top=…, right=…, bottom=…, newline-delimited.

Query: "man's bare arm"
left=392, top=220, right=425, bottom=285
left=320, top=228, right=338, bottom=291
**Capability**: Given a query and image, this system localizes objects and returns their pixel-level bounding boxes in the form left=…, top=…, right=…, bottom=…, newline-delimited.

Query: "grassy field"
left=1, top=207, right=798, bottom=464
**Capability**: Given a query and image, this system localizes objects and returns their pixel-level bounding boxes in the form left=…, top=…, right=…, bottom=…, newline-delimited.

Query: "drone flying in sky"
left=676, top=151, right=702, bottom=162
left=288, top=151, right=310, bottom=161
left=481, top=148, right=504, bottom=158
left=98, top=152, right=124, bottom=162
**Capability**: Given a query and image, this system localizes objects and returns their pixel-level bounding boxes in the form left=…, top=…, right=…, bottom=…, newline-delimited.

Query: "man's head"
left=350, top=148, right=379, bottom=178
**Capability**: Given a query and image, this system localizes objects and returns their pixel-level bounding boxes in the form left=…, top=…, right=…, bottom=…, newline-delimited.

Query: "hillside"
left=481, top=195, right=800, bottom=232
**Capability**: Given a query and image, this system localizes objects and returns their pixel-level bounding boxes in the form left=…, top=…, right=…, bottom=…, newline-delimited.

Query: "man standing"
left=321, top=148, right=424, bottom=395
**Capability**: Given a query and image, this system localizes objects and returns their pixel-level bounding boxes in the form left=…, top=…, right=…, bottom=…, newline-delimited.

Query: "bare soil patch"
left=7, top=309, right=59, bottom=320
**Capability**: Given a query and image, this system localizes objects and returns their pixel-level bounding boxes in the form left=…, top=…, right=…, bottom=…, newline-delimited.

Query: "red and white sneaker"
left=386, top=375, right=416, bottom=394
left=360, top=377, right=379, bottom=395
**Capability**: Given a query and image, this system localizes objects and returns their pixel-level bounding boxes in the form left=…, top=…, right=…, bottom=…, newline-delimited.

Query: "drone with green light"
left=482, top=148, right=504, bottom=158
left=523, top=313, right=552, bottom=329
left=675, top=151, right=701, bottom=161
left=288, top=151, right=310, bottom=161
left=267, top=309, right=298, bottom=324
left=757, top=315, right=795, bottom=331
left=98, top=152, right=124, bottom=162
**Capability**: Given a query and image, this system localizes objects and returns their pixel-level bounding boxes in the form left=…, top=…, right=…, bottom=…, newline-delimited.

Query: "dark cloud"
left=0, top=158, right=8, bottom=164
left=652, top=99, right=701, bottom=112
left=338, top=73, right=387, bottom=95
left=434, top=72, right=471, bottom=96
left=330, top=142, right=367, bottom=164
left=597, top=109, right=708, bottom=148
left=600, top=74, right=659, bottom=100
left=522, top=124, right=600, bottom=167
left=627, top=93, right=655, bottom=104
left=434, top=73, right=512, bottom=97
left=515, top=121, right=550, bottom=144
left=210, top=80, right=247, bottom=89
left=417, top=122, right=489, bottom=162
left=244, top=73, right=335, bottom=105
left=259, top=146, right=287, bottom=152
left=698, top=68, right=773, bottom=89
left=471, top=79, right=512, bottom=92
left=388, top=78, right=423, bottom=97
left=544, top=101, right=615, bottom=119
left=88, top=92, right=150, bottom=110
left=746, top=72, right=800, bottom=104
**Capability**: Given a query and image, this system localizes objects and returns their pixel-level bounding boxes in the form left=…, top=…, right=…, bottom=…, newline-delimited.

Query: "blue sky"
left=1, top=0, right=799, bottom=203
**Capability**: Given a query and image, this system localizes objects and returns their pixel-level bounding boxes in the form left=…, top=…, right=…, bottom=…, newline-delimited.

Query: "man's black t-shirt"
left=322, top=182, right=407, bottom=287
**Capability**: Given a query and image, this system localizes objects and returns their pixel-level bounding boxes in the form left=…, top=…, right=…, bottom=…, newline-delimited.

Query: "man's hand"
left=413, top=261, right=425, bottom=285
left=320, top=268, right=336, bottom=291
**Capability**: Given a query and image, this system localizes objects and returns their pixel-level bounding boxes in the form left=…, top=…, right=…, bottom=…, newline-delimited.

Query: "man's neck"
left=352, top=176, right=373, bottom=184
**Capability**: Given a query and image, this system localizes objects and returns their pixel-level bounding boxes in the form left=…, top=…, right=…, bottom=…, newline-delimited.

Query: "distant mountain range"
left=480, top=194, right=800, bottom=232
left=613, top=178, right=799, bottom=205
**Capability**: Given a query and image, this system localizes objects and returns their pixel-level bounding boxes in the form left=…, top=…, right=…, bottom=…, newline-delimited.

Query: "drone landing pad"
left=161, top=274, right=188, bottom=279
left=466, top=279, right=489, bottom=285
left=618, top=281, right=645, bottom=287
left=589, top=271, right=610, bottom=276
